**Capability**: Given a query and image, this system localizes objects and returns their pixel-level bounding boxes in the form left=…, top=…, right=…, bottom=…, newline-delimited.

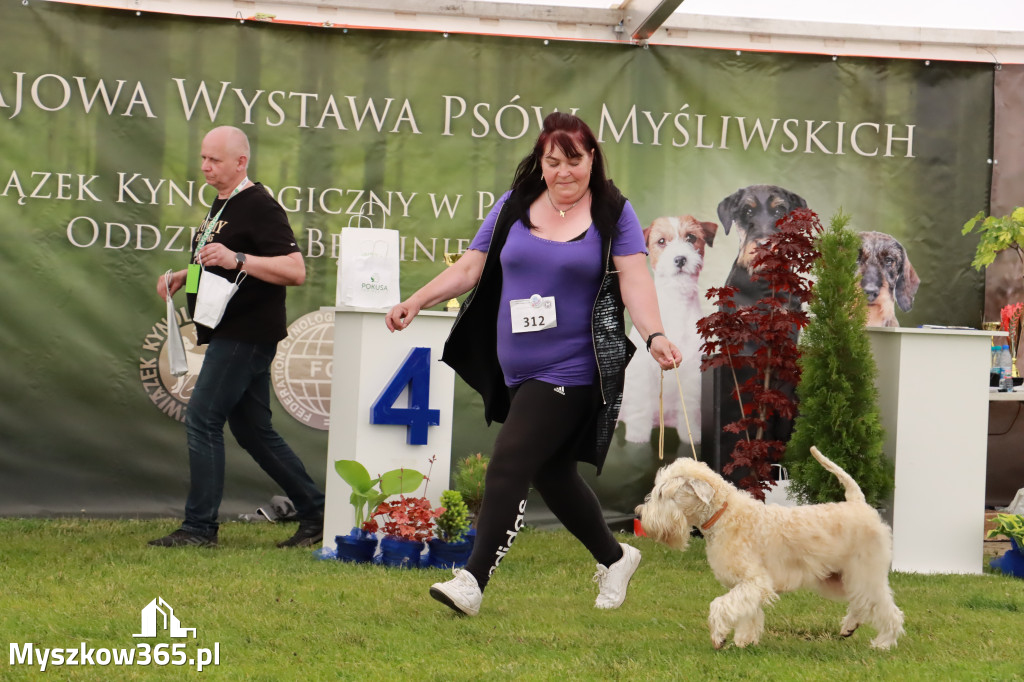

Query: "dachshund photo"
left=856, top=231, right=920, bottom=327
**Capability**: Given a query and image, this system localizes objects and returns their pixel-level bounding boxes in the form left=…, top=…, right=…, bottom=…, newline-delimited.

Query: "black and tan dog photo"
left=716, top=184, right=809, bottom=309
left=715, top=184, right=808, bottom=357
left=856, top=231, right=920, bottom=327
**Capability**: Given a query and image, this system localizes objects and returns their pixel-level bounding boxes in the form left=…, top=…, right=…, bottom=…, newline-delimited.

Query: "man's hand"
left=196, top=243, right=237, bottom=269
left=157, top=270, right=186, bottom=301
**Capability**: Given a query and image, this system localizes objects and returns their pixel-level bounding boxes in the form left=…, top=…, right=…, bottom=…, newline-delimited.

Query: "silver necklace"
left=547, top=189, right=588, bottom=218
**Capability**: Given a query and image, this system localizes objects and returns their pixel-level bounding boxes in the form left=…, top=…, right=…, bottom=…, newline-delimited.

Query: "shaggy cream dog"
left=636, top=447, right=904, bottom=650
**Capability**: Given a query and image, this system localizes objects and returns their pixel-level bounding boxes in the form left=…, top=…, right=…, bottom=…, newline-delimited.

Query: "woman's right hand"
left=386, top=301, right=421, bottom=332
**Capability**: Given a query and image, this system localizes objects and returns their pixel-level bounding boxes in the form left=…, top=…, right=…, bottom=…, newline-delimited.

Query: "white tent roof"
left=535, top=0, right=1024, bottom=32
left=46, top=0, right=1024, bottom=63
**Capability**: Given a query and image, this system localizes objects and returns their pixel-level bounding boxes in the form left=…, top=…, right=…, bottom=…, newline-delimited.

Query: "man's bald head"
left=205, top=126, right=250, bottom=160
left=200, top=126, right=251, bottom=197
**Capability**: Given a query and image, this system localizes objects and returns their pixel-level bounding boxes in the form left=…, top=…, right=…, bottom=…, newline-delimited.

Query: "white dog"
left=619, top=215, right=717, bottom=445
left=636, top=447, right=904, bottom=650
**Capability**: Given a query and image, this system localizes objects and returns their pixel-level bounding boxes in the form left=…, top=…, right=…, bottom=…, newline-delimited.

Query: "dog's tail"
left=809, top=446, right=866, bottom=504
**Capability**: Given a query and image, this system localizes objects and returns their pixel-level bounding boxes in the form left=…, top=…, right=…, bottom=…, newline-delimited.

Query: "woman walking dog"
left=385, top=112, right=681, bottom=616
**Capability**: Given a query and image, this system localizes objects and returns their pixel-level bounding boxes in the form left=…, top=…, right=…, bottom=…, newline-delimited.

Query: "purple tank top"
left=468, top=191, right=647, bottom=387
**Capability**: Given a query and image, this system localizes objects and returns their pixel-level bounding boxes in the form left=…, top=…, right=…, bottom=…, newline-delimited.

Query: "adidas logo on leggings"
left=553, top=386, right=565, bottom=395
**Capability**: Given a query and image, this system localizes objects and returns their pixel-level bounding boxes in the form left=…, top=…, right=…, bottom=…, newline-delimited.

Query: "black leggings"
left=465, top=380, right=623, bottom=590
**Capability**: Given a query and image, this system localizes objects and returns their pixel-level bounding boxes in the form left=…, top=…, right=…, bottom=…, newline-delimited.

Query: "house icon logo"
left=133, top=597, right=196, bottom=638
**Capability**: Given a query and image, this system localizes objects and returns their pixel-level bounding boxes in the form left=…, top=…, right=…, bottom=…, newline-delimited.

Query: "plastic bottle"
left=992, top=345, right=1003, bottom=387
left=999, top=344, right=1014, bottom=392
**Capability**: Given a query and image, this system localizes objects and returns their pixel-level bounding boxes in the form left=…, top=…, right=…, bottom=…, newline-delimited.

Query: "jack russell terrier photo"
left=619, top=215, right=717, bottom=445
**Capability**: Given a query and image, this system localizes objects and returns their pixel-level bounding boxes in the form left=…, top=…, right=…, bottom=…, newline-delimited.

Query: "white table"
left=867, top=327, right=996, bottom=574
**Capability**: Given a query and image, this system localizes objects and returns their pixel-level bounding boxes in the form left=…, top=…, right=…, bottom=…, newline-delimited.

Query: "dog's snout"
left=674, top=255, right=688, bottom=270
left=859, top=274, right=881, bottom=301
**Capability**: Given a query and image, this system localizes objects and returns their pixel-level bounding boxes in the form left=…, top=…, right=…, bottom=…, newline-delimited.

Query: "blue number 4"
left=370, top=347, right=441, bottom=445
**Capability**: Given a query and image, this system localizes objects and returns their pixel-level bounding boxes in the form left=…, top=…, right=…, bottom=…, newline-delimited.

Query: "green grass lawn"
left=2, top=518, right=1022, bottom=681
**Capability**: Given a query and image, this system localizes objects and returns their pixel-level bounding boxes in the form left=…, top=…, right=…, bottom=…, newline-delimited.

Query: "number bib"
left=510, top=295, right=557, bottom=333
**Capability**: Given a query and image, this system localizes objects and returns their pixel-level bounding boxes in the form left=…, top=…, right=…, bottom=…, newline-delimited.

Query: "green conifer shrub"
left=785, top=211, right=893, bottom=507
left=435, top=489, right=471, bottom=543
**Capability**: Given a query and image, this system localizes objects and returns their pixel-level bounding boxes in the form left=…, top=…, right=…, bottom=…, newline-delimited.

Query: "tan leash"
left=658, top=360, right=699, bottom=461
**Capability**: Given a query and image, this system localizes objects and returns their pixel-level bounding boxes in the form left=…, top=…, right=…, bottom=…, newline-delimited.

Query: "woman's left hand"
left=650, top=335, right=683, bottom=371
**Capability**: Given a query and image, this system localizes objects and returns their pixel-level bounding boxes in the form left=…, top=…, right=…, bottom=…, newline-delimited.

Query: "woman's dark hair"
left=509, top=112, right=621, bottom=240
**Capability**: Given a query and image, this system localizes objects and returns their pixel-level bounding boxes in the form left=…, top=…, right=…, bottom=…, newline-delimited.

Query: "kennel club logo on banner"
left=8, top=597, right=220, bottom=672
left=139, top=308, right=333, bottom=430
left=139, top=304, right=203, bottom=423
left=271, top=309, right=335, bottom=430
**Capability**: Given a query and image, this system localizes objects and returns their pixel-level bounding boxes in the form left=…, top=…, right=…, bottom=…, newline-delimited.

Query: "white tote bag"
left=164, top=270, right=189, bottom=376
left=336, top=209, right=400, bottom=309
left=194, top=267, right=247, bottom=329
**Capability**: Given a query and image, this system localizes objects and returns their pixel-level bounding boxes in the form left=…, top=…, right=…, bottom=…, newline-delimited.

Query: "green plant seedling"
left=334, top=459, right=424, bottom=528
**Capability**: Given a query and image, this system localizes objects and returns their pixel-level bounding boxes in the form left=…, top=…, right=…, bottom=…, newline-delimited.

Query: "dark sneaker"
left=277, top=521, right=323, bottom=548
left=148, top=529, right=218, bottom=548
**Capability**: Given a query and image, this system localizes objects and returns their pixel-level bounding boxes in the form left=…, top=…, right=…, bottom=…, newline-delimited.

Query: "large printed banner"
left=0, top=1, right=993, bottom=516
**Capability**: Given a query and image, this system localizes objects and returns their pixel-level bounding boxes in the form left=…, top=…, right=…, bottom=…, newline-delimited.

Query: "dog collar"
left=701, top=502, right=728, bottom=531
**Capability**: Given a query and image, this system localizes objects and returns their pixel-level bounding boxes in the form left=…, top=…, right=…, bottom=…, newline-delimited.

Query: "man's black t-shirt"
left=187, top=183, right=300, bottom=345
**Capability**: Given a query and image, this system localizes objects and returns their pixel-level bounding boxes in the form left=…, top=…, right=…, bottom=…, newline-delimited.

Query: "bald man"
left=152, top=126, right=324, bottom=549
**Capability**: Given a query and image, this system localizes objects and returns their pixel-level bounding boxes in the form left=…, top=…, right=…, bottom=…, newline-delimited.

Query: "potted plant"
left=987, top=513, right=1024, bottom=578
left=363, top=455, right=443, bottom=568
left=786, top=211, right=893, bottom=508
left=425, top=489, right=474, bottom=569
left=962, top=207, right=1024, bottom=271
left=696, top=208, right=821, bottom=499
left=365, top=494, right=443, bottom=568
left=333, top=459, right=424, bottom=563
left=963, top=207, right=1024, bottom=360
left=453, top=453, right=489, bottom=524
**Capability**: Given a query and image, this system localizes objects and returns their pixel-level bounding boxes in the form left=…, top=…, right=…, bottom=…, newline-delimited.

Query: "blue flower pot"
left=990, top=537, right=1024, bottom=579
left=425, top=536, right=474, bottom=569
left=335, top=528, right=378, bottom=563
left=376, top=535, right=424, bottom=568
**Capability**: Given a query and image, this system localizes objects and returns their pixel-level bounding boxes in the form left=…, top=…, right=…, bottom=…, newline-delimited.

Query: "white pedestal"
left=322, top=306, right=456, bottom=548
left=867, top=327, right=995, bottom=574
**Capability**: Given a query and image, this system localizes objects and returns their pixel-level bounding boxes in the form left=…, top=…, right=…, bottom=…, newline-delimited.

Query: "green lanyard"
left=185, top=177, right=249, bottom=293
left=193, top=176, right=249, bottom=262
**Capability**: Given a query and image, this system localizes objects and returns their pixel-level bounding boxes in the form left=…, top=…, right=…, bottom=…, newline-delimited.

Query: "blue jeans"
left=182, top=338, right=325, bottom=537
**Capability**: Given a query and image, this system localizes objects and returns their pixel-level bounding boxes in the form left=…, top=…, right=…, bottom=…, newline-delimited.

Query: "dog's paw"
left=869, top=636, right=897, bottom=650
left=733, top=633, right=759, bottom=648
left=709, top=624, right=730, bottom=650
left=840, top=615, right=860, bottom=638
left=623, top=430, right=652, bottom=444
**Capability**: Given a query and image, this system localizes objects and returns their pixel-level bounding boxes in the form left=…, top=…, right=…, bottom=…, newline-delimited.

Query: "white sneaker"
left=430, top=568, right=482, bottom=616
left=593, top=542, right=641, bottom=609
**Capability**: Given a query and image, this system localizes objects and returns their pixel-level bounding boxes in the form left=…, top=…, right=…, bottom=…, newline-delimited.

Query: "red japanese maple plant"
left=696, top=208, right=822, bottom=500
left=362, top=455, right=443, bottom=542
left=363, top=496, right=443, bottom=542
